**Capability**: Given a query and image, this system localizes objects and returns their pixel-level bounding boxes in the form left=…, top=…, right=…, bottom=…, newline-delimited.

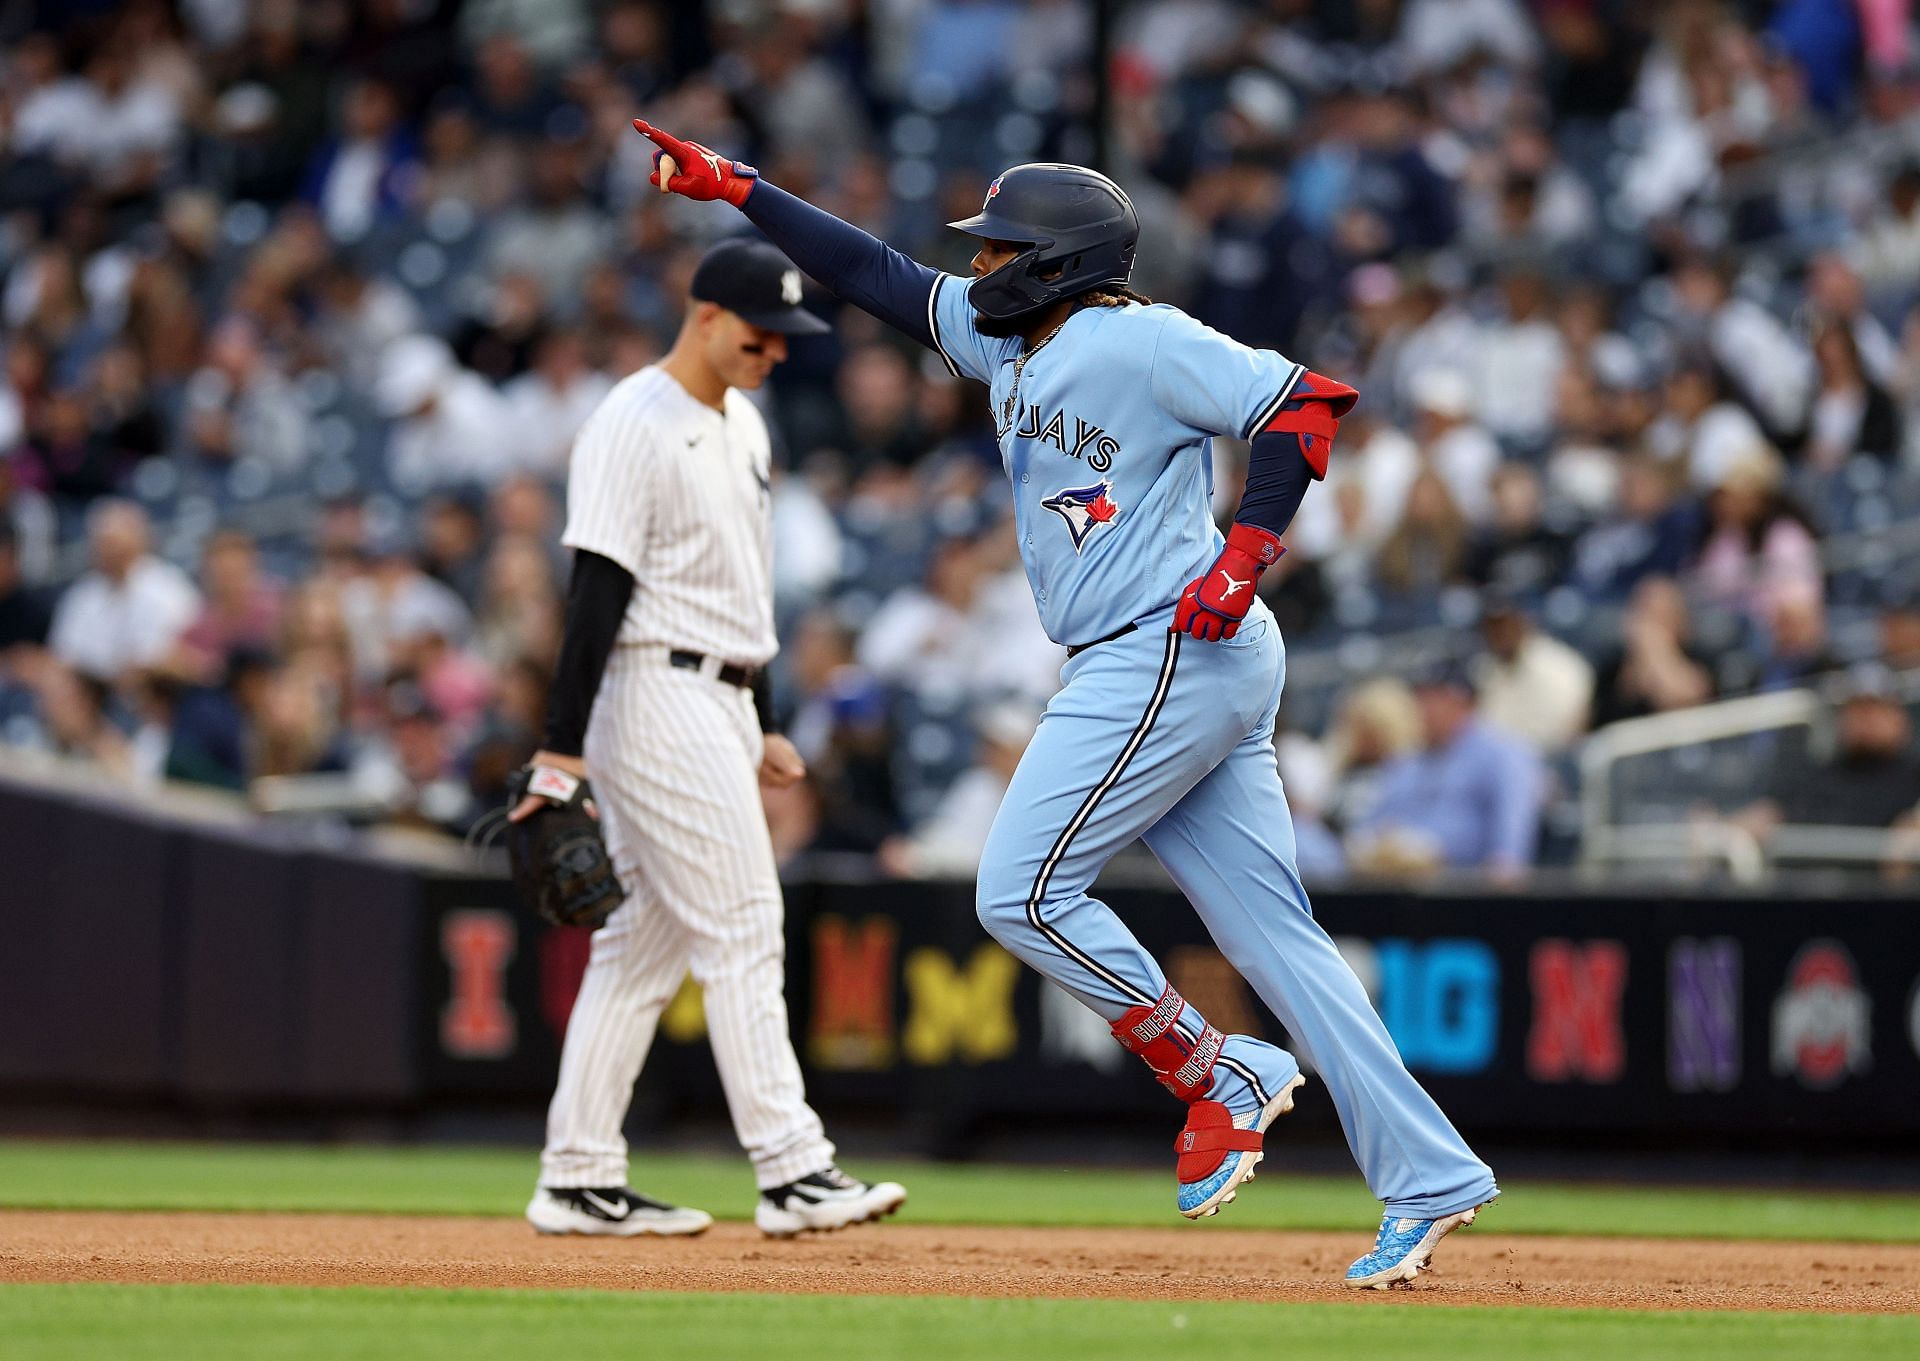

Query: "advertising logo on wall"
left=1669, top=938, right=1741, bottom=1094
left=409, top=873, right=1920, bottom=1139
left=1771, top=940, right=1872, bottom=1090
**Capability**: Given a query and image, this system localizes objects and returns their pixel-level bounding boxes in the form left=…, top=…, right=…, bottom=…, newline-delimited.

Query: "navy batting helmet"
left=948, top=163, right=1140, bottom=322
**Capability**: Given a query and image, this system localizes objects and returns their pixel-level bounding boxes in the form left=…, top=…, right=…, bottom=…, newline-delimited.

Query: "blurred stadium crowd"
left=1, top=0, right=1919, bottom=883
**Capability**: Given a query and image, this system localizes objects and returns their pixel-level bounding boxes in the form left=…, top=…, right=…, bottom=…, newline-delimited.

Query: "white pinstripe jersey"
left=562, top=366, right=778, bottom=666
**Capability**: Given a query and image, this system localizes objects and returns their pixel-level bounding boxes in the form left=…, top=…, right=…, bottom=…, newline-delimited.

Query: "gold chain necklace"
left=1000, top=317, right=1069, bottom=434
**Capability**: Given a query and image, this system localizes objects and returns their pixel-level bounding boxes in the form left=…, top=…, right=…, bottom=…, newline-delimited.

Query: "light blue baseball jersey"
left=928, top=280, right=1305, bottom=645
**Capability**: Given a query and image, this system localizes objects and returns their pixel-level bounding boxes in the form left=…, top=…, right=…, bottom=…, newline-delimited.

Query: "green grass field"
left=7, top=1284, right=1916, bottom=1361
left=4, top=1140, right=1917, bottom=1360
left=2, top=1138, right=1918, bottom=1241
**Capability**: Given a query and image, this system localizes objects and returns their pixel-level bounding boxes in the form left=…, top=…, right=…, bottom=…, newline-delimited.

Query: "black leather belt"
left=1065, top=622, right=1138, bottom=660
left=669, top=650, right=756, bottom=689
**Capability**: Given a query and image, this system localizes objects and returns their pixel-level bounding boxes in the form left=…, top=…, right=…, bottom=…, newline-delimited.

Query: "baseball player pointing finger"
left=517, top=239, right=906, bottom=1239
left=635, top=118, right=1497, bottom=1288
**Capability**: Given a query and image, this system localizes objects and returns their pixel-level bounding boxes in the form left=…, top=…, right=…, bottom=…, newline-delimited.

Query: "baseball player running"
left=633, top=120, right=1497, bottom=1288
left=513, top=238, right=906, bottom=1239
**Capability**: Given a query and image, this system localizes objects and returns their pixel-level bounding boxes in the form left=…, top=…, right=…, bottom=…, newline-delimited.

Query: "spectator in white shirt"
left=184, top=315, right=309, bottom=470
left=859, top=524, right=1063, bottom=709
left=339, top=526, right=475, bottom=684
left=1849, top=164, right=1920, bottom=302
left=8, top=35, right=94, bottom=165
left=855, top=532, right=991, bottom=696
left=1459, top=125, right=1597, bottom=257
left=503, top=328, right=611, bottom=476
left=1386, top=271, right=1482, bottom=424
left=1671, top=256, right=1814, bottom=439
left=1804, top=254, right=1900, bottom=389
left=15, top=37, right=181, bottom=192
left=49, top=500, right=201, bottom=684
left=310, top=254, right=424, bottom=392
left=376, top=335, right=518, bottom=490
left=483, top=141, right=613, bottom=307
left=305, top=77, right=419, bottom=243
left=458, top=0, right=592, bottom=69
left=734, top=15, right=873, bottom=165
left=1289, top=407, right=1420, bottom=572
left=1397, top=0, right=1541, bottom=75
left=1474, top=598, right=1595, bottom=753
left=879, top=700, right=1039, bottom=879
left=1473, top=268, right=1566, bottom=449
left=770, top=470, right=843, bottom=617
left=1645, top=358, right=1769, bottom=492
left=0, top=460, right=57, bottom=587
left=1409, top=368, right=1501, bottom=524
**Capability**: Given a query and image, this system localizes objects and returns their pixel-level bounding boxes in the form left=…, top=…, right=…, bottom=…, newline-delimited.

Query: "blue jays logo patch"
left=1041, top=480, right=1120, bottom=553
left=984, top=174, right=1003, bottom=206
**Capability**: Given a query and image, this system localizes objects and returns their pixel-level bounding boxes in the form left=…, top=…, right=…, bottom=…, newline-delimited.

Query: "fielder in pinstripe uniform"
left=514, top=239, right=906, bottom=1239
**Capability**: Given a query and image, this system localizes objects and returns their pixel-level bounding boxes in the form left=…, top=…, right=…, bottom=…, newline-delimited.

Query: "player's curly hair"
left=1076, top=284, right=1153, bottom=309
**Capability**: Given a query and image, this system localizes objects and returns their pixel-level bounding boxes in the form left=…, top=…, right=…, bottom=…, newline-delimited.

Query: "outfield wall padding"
left=2, top=773, right=1915, bottom=1145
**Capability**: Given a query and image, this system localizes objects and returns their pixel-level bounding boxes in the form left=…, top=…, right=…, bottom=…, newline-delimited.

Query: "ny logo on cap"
left=781, top=269, right=802, bottom=305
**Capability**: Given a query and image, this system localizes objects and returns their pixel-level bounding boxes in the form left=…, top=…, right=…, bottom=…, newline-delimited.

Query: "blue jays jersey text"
left=928, top=278, right=1304, bottom=644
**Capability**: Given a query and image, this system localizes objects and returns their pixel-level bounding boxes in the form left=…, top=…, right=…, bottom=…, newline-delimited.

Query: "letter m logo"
left=1527, top=939, right=1627, bottom=1083
left=902, top=944, right=1020, bottom=1065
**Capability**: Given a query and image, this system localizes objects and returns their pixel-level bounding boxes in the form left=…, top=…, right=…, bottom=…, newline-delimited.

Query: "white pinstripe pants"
left=539, top=648, right=834, bottom=1190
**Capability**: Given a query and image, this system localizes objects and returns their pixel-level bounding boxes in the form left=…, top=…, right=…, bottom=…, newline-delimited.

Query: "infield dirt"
left=2, top=1211, right=1915, bottom=1313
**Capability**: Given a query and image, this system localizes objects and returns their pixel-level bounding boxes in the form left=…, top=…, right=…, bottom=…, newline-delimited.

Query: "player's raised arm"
left=633, top=118, right=940, bottom=351
left=1153, top=312, right=1359, bottom=642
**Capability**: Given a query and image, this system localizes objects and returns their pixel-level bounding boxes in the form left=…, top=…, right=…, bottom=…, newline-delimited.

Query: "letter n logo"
left=1527, top=939, right=1627, bottom=1083
left=1669, top=938, right=1741, bottom=1093
left=809, top=916, right=897, bottom=1069
left=441, top=909, right=516, bottom=1059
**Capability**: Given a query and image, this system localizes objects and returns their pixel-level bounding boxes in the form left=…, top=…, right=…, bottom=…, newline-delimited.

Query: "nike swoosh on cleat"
left=579, top=1191, right=630, bottom=1220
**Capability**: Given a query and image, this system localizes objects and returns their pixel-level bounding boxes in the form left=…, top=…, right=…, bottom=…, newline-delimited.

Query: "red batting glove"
left=632, top=119, right=758, bottom=207
left=1173, top=523, right=1284, bottom=642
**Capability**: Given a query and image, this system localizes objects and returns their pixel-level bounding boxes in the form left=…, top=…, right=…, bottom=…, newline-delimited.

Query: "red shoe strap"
left=1176, top=1125, right=1264, bottom=1156
left=1175, top=1100, right=1265, bottom=1183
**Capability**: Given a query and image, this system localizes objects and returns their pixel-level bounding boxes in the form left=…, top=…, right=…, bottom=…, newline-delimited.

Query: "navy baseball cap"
left=690, top=239, right=830, bottom=335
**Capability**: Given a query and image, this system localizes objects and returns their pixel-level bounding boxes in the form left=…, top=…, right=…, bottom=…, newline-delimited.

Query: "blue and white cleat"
left=1343, top=1203, right=1488, bottom=1289
left=1176, top=1073, right=1307, bottom=1220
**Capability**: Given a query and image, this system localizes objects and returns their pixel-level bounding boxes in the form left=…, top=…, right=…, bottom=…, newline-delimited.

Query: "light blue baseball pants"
left=976, top=602, right=1498, bottom=1218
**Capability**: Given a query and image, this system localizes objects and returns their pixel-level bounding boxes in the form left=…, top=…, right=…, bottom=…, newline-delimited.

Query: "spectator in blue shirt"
left=1348, top=661, right=1545, bottom=883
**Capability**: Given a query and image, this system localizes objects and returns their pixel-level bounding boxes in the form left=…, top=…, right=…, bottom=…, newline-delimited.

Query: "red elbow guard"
left=1261, top=371, right=1358, bottom=479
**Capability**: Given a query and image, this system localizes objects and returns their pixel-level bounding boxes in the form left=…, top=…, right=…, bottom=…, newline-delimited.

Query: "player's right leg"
left=592, top=654, right=903, bottom=1235
left=1141, top=722, right=1499, bottom=1283
left=530, top=877, right=714, bottom=1236
left=975, top=616, right=1301, bottom=1217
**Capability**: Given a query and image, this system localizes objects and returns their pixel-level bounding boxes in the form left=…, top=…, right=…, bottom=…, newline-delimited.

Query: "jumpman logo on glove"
left=1174, top=525, right=1286, bottom=642
left=633, top=119, right=759, bottom=208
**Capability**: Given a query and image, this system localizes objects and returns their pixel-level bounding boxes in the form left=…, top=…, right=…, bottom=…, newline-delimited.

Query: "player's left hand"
left=509, top=751, right=592, bottom=823
left=759, top=733, right=807, bottom=788
left=502, top=761, right=624, bottom=931
left=1173, top=523, right=1285, bottom=643
left=632, top=118, right=758, bottom=207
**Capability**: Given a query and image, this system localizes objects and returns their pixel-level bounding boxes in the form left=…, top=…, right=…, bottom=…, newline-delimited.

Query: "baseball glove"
left=504, top=765, right=625, bottom=930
